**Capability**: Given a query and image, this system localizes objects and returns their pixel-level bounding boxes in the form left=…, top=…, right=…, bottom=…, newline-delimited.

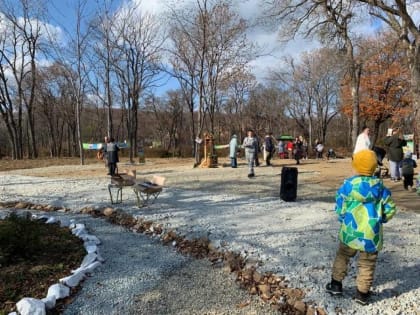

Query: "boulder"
left=16, top=298, right=46, bottom=315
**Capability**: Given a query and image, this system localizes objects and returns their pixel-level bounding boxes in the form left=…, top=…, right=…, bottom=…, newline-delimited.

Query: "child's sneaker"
left=326, top=279, right=343, bottom=296
left=354, top=290, right=371, bottom=305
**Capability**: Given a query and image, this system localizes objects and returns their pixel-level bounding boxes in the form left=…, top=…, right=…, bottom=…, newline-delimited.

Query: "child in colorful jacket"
left=326, top=149, right=397, bottom=305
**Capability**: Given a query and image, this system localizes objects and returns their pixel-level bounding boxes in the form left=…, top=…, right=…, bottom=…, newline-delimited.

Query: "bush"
left=0, top=213, right=43, bottom=266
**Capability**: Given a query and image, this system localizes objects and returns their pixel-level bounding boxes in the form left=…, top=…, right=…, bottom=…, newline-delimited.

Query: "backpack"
left=265, top=137, right=274, bottom=152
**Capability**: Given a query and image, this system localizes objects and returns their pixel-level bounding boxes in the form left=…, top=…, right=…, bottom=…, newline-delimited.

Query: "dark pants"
left=403, top=174, right=414, bottom=189
left=230, top=157, right=237, bottom=168
left=109, top=163, right=117, bottom=176
left=255, top=154, right=260, bottom=167
left=265, top=151, right=272, bottom=166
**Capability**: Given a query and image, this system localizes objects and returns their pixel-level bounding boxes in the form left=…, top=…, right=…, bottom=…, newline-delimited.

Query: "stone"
left=15, top=202, right=28, bottom=209
left=294, top=300, right=306, bottom=314
left=16, top=298, right=46, bottom=315
left=59, top=271, right=85, bottom=287
left=47, top=283, right=70, bottom=300
left=103, top=207, right=115, bottom=216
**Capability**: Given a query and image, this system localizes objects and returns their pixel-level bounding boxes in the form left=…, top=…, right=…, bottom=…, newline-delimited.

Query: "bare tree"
left=0, top=0, right=45, bottom=158
left=89, top=0, right=120, bottom=139
left=221, top=65, right=256, bottom=140
left=169, top=0, right=254, bottom=165
left=271, top=48, right=342, bottom=146
left=145, top=91, right=185, bottom=155
left=263, top=0, right=365, bottom=147
left=112, top=3, right=164, bottom=162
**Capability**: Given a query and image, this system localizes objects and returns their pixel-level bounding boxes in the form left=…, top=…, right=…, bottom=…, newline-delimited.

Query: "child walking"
left=401, top=151, right=417, bottom=191
left=326, top=149, right=397, bottom=305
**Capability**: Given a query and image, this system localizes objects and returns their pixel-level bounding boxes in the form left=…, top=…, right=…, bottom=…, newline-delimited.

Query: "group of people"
left=229, top=130, right=309, bottom=178
left=355, top=126, right=418, bottom=191
left=278, top=136, right=309, bottom=163
left=326, top=125, right=418, bottom=305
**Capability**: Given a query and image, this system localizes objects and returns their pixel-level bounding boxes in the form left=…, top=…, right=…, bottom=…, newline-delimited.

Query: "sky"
left=45, top=0, right=321, bottom=85
left=39, top=0, right=420, bottom=94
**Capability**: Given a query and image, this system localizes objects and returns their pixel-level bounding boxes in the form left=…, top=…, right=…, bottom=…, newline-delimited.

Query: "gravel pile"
left=1, top=163, right=419, bottom=314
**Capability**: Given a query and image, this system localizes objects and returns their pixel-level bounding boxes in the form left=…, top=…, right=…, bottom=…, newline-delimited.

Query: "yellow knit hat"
left=352, top=149, right=377, bottom=176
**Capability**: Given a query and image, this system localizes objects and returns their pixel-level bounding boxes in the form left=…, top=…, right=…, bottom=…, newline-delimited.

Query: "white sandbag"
left=41, top=295, right=56, bottom=310
left=59, top=217, right=71, bottom=227
left=72, top=227, right=87, bottom=237
left=69, top=220, right=76, bottom=229
left=72, top=261, right=102, bottom=274
left=46, top=283, right=70, bottom=300
left=73, top=223, right=85, bottom=230
left=59, top=271, right=85, bottom=288
left=16, top=298, right=46, bottom=315
left=80, top=252, right=97, bottom=268
left=96, top=252, right=105, bottom=262
left=79, top=234, right=101, bottom=244
left=45, top=216, right=57, bottom=224
left=84, top=242, right=97, bottom=254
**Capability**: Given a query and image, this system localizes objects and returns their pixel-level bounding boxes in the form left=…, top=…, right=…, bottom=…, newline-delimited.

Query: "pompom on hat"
left=352, top=149, right=378, bottom=176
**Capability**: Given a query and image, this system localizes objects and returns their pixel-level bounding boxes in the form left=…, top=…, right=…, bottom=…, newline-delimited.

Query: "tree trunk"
left=409, top=42, right=420, bottom=155
left=76, top=98, right=84, bottom=165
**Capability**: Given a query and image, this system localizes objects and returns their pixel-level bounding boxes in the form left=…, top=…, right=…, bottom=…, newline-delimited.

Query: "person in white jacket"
left=229, top=134, right=238, bottom=168
left=242, top=129, right=258, bottom=178
left=353, top=126, right=371, bottom=154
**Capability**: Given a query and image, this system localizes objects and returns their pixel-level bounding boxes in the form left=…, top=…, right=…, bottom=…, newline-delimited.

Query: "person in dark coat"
left=294, top=136, right=303, bottom=165
left=401, top=151, right=417, bottom=191
left=106, top=137, right=120, bottom=176
left=383, top=128, right=406, bottom=181
left=263, top=132, right=276, bottom=166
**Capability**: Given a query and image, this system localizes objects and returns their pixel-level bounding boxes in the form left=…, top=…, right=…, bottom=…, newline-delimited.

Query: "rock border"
left=0, top=205, right=102, bottom=315
left=0, top=201, right=326, bottom=315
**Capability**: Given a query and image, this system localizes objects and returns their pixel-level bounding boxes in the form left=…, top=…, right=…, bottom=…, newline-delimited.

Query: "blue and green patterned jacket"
left=335, top=176, right=396, bottom=253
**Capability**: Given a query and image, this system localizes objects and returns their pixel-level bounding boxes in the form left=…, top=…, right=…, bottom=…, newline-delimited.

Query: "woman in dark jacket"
left=383, top=129, right=406, bottom=181
left=105, top=137, right=120, bottom=176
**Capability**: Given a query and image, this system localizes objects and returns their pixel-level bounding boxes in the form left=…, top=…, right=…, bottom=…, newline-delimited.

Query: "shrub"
left=0, top=212, right=43, bottom=266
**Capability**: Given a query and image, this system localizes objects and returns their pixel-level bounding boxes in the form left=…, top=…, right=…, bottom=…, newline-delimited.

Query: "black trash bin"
left=280, top=166, right=298, bottom=201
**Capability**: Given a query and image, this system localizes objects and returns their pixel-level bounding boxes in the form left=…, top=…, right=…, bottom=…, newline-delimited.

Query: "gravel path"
left=1, top=161, right=419, bottom=314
